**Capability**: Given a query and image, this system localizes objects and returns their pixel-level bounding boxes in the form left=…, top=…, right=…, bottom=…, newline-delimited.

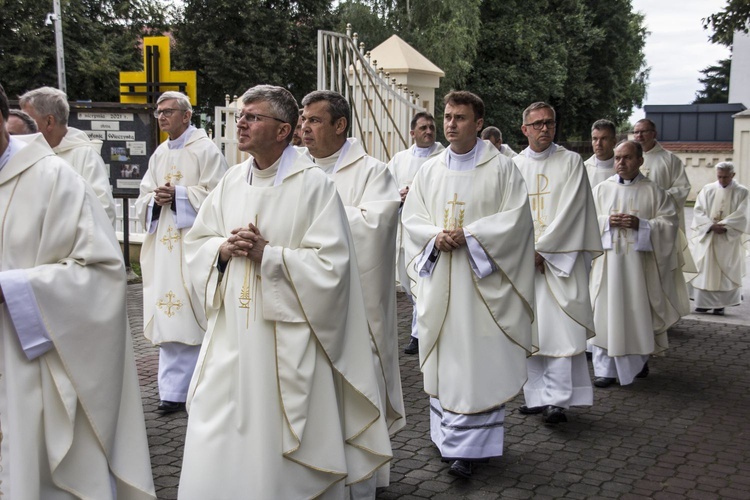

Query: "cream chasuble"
left=388, top=143, right=445, bottom=291
left=319, top=137, right=406, bottom=436
left=0, top=134, right=155, bottom=499
left=514, top=145, right=602, bottom=356
left=584, top=154, right=616, bottom=188
left=181, top=148, right=391, bottom=498
left=689, top=180, right=750, bottom=305
left=136, top=128, right=227, bottom=346
left=403, top=142, right=536, bottom=415
left=590, top=174, right=681, bottom=356
left=53, top=127, right=116, bottom=227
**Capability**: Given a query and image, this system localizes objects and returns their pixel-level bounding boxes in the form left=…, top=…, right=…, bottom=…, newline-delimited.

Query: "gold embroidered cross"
left=157, top=291, right=183, bottom=317
left=610, top=199, right=639, bottom=254
left=160, top=226, right=181, bottom=252
left=444, top=193, right=465, bottom=230
left=164, top=165, right=183, bottom=184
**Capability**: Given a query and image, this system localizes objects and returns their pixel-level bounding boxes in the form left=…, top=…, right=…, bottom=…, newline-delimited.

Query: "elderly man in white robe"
left=0, top=82, right=156, bottom=500
left=513, top=102, right=602, bottom=424
left=19, top=86, right=116, bottom=227
left=403, top=90, right=536, bottom=479
left=590, top=140, right=681, bottom=387
left=689, top=162, right=750, bottom=315
left=136, top=91, right=228, bottom=414
left=387, top=111, right=444, bottom=356
left=584, top=119, right=617, bottom=188
left=301, top=90, right=406, bottom=445
left=481, top=125, right=517, bottom=157
left=180, top=85, right=391, bottom=499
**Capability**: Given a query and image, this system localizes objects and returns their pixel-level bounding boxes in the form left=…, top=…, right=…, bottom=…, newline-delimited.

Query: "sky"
left=629, top=0, right=731, bottom=123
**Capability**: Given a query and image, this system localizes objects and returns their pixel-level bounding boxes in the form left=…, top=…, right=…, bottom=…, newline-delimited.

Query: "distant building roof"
left=660, top=142, right=733, bottom=153
left=369, top=35, right=445, bottom=77
left=644, top=103, right=745, bottom=142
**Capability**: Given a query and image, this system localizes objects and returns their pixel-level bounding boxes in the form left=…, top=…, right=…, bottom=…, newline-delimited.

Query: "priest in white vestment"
left=136, top=91, right=228, bottom=413
left=180, top=86, right=391, bottom=499
left=19, top=86, right=116, bottom=227
left=689, top=162, right=750, bottom=314
left=513, top=102, right=601, bottom=424
left=403, top=91, right=536, bottom=479
left=584, top=119, right=617, bottom=188
left=387, top=111, right=445, bottom=356
left=590, top=140, right=682, bottom=387
left=301, top=90, right=406, bottom=447
left=0, top=84, right=156, bottom=500
left=634, top=119, right=693, bottom=315
left=481, top=125, right=517, bottom=157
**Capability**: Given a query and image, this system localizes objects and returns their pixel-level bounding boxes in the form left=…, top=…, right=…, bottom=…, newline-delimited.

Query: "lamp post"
left=47, top=0, right=67, bottom=93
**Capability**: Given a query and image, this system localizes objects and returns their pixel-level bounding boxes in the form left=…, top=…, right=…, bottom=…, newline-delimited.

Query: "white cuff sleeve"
left=146, top=198, right=158, bottom=234
left=601, top=218, right=613, bottom=250
left=0, top=269, right=54, bottom=360
left=539, top=251, right=577, bottom=277
left=417, top=236, right=440, bottom=277
left=174, top=185, right=198, bottom=229
left=634, top=218, right=653, bottom=251
left=466, top=234, right=495, bottom=278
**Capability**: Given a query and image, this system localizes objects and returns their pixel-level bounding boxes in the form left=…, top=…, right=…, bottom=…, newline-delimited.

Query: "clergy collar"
left=0, top=135, right=27, bottom=172
left=524, top=143, right=557, bottom=160
left=447, top=138, right=482, bottom=171
left=167, top=125, right=196, bottom=150
left=312, top=139, right=351, bottom=174
left=595, top=156, right=615, bottom=169
left=616, top=172, right=644, bottom=185
left=718, top=179, right=736, bottom=189
left=412, top=142, right=438, bottom=158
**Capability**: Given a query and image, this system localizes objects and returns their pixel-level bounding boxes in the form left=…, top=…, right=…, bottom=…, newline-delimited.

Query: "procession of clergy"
left=2, top=80, right=748, bottom=499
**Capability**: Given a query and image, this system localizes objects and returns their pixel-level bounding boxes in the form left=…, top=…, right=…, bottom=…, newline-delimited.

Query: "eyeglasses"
left=632, top=129, right=655, bottom=135
left=153, top=108, right=184, bottom=118
left=235, top=112, right=286, bottom=124
left=524, top=119, right=556, bottom=130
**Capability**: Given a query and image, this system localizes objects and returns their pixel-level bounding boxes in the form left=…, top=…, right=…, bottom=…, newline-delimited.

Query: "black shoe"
left=404, top=337, right=419, bottom=355
left=158, top=400, right=186, bottom=413
left=543, top=406, right=567, bottom=424
left=449, top=460, right=473, bottom=478
left=519, top=405, right=545, bottom=415
left=695, top=307, right=710, bottom=313
left=713, top=308, right=725, bottom=316
left=635, top=362, right=649, bottom=379
left=593, top=377, right=616, bottom=388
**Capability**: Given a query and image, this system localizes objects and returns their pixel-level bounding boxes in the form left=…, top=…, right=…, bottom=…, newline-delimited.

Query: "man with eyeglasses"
left=180, top=85, right=391, bottom=498
left=387, top=111, right=445, bottom=356
left=135, top=91, right=227, bottom=415
left=513, top=102, right=602, bottom=425
left=633, top=118, right=693, bottom=317
left=584, top=119, right=618, bottom=188
left=301, top=90, right=405, bottom=457
left=19, top=86, right=116, bottom=227
left=402, top=91, right=536, bottom=479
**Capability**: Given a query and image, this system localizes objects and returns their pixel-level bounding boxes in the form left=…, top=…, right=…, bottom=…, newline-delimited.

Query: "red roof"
left=660, top=142, right=733, bottom=153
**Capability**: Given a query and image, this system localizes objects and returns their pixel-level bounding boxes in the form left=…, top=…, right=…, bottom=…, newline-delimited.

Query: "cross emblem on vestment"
left=160, top=226, right=180, bottom=252
left=529, top=174, right=550, bottom=241
left=610, top=199, right=639, bottom=254
left=157, top=291, right=183, bottom=317
left=164, top=165, right=183, bottom=184
left=444, top=193, right=465, bottom=230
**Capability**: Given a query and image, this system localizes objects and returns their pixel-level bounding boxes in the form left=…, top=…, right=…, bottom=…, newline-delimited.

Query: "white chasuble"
left=136, top=129, right=227, bottom=345
left=181, top=151, right=391, bottom=498
left=590, top=175, right=681, bottom=356
left=324, top=138, right=406, bottom=436
left=403, top=145, right=536, bottom=414
left=0, top=134, right=155, bottom=499
left=54, top=127, right=117, bottom=227
left=689, top=180, right=750, bottom=300
left=584, top=154, right=616, bottom=188
left=514, top=146, right=602, bottom=356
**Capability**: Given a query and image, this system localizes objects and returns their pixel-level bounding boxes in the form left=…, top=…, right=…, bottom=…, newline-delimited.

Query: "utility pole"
left=51, top=0, right=67, bottom=94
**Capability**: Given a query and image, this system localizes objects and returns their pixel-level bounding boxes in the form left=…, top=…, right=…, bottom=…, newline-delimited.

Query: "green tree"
left=703, top=0, right=750, bottom=46
left=693, top=58, right=731, bottom=104
left=173, top=0, right=333, bottom=111
left=0, top=0, right=170, bottom=102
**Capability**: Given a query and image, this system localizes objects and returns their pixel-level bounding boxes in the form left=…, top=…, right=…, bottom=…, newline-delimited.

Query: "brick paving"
left=128, top=283, right=750, bottom=499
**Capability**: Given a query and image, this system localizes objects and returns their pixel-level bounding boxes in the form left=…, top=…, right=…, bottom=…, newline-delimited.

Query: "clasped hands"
left=219, top=223, right=267, bottom=265
left=609, top=213, right=639, bottom=230
left=435, top=228, right=466, bottom=252
left=154, top=182, right=176, bottom=207
left=709, top=223, right=727, bottom=234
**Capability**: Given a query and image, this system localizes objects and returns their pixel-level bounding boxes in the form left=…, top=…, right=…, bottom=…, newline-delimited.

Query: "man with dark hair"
left=481, top=125, right=517, bottom=157
left=20, top=86, right=116, bottom=226
left=135, top=91, right=227, bottom=414
left=0, top=82, right=156, bottom=499
left=513, top=102, right=601, bottom=424
left=585, top=119, right=617, bottom=187
left=7, top=109, right=38, bottom=134
left=387, top=111, right=444, bottom=355
left=301, top=90, right=406, bottom=460
left=590, top=140, right=681, bottom=387
left=180, top=85, right=391, bottom=498
left=402, top=90, right=536, bottom=478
